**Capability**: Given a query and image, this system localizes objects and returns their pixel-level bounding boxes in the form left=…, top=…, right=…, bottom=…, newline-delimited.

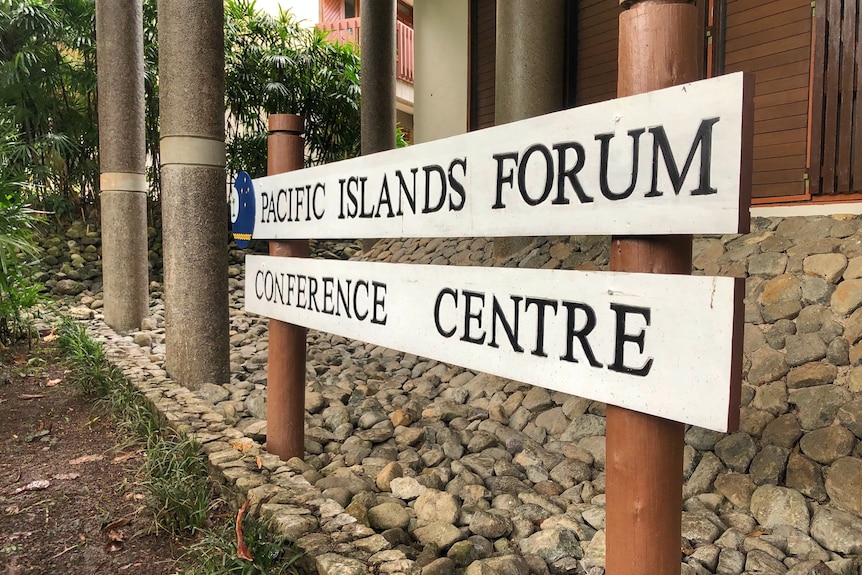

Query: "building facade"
left=414, top=0, right=862, bottom=212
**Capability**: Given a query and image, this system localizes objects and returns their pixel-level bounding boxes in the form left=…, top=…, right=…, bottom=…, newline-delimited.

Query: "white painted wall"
left=257, top=0, right=319, bottom=26
left=414, top=0, right=468, bottom=143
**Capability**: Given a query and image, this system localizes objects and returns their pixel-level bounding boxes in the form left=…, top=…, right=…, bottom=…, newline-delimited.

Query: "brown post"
left=605, top=2, right=699, bottom=575
left=265, top=114, right=309, bottom=460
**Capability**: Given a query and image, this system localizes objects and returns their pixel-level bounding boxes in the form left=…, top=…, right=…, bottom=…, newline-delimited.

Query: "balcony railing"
left=318, top=18, right=414, bottom=85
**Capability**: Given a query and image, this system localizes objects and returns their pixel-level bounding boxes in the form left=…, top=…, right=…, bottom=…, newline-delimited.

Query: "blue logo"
left=230, top=172, right=255, bottom=248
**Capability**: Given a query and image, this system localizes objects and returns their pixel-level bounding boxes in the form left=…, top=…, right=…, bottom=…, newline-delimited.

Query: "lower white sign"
left=245, top=256, right=742, bottom=432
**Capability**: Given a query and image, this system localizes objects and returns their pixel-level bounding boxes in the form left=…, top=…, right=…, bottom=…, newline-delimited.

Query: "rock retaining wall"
left=42, top=215, right=862, bottom=575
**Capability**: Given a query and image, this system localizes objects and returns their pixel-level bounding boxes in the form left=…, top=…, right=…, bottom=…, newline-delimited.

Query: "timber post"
left=605, top=2, right=699, bottom=574
left=265, top=114, right=309, bottom=460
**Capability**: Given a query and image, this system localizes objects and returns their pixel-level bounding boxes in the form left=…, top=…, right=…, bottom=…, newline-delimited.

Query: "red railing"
left=318, top=18, right=414, bottom=85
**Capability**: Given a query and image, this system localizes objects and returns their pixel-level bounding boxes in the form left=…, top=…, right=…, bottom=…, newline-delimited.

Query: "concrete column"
left=96, top=0, right=149, bottom=332
left=158, top=0, right=229, bottom=389
left=360, top=0, right=396, bottom=250
left=494, top=0, right=565, bottom=260
left=360, top=0, right=396, bottom=155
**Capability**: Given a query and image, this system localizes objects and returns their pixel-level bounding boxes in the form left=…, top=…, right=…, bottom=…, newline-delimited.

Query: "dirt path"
left=0, top=336, right=185, bottom=575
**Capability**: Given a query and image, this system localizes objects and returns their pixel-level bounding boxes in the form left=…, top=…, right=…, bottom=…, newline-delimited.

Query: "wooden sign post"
left=606, top=3, right=751, bottom=575
left=264, top=114, right=309, bottom=460
left=235, top=69, right=752, bottom=570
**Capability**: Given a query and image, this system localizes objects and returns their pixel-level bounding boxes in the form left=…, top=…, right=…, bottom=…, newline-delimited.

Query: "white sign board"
left=245, top=256, right=743, bottom=431
left=230, top=73, right=749, bottom=244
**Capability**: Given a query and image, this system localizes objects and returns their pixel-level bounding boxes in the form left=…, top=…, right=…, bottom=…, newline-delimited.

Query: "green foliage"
left=2, top=0, right=363, bottom=215
left=180, top=514, right=305, bottom=575
left=224, top=0, right=361, bottom=178
left=0, top=109, right=43, bottom=346
left=0, top=0, right=98, bottom=218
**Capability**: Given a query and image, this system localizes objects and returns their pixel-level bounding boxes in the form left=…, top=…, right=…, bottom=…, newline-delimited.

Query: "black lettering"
left=354, top=280, right=369, bottom=320
left=560, top=301, right=602, bottom=367
left=376, top=175, right=395, bottom=218
left=371, top=281, right=387, bottom=325
left=263, top=270, right=273, bottom=301
left=307, top=276, right=319, bottom=312
left=460, top=290, right=486, bottom=344
left=525, top=297, right=558, bottom=357
left=489, top=295, right=524, bottom=352
left=296, top=186, right=306, bottom=222
left=358, top=177, right=375, bottom=218
left=553, top=142, right=592, bottom=204
left=396, top=168, right=418, bottom=215
left=448, top=158, right=467, bottom=211
left=647, top=117, right=720, bottom=197
left=597, top=128, right=645, bottom=201
left=285, top=273, right=296, bottom=305
left=255, top=270, right=264, bottom=300
left=338, top=178, right=347, bottom=219
left=296, top=275, right=306, bottom=308
left=434, top=288, right=457, bottom=337
left=277, top=189, right=288, bottom=221
left=422, top=164, right=447, bottom=213
left=344, top=176, right=360, bottom=218
left=609, top=303, right=653, bottom=376
left=273, top=272, right=285, bottom=304
left=492, top=151, right=518, bottom=209
left=322, top=277, right=335, bottom=314
left=260, top=192, right=270, bottom=223
left=518, top=144, right=553, bottom=206
left=336, top=278, right=352, bottom=318
left=313, top=183, right=325, bottom=219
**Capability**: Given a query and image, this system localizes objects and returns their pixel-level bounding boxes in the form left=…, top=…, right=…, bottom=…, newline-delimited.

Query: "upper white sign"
left=231, top=73, right=750, bottom=243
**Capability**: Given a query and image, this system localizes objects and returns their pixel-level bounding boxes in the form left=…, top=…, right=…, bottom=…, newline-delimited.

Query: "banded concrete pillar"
left=96, top=0, right=149, bottom=331
left=493, top=0, right=565, bottom=260
left=360, top=0, right=396, bottom=252
left=158, top=0, right=229, bottom=389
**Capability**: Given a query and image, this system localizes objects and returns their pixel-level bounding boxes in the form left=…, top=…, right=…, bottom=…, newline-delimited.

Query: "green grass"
left=55, top=316, right=307, bottom=574
left=179, top=514, right=305, bottom=575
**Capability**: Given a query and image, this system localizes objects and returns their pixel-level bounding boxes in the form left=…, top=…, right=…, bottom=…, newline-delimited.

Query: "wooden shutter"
left=322, top=0, right=342, bottom=23
left=724, top=0, right=812, bottom=199
left=810, top=0, right=862, bottom=195
left=470, top=0, right=496, bottom=130
left=576, top=0, right=619, bottom=105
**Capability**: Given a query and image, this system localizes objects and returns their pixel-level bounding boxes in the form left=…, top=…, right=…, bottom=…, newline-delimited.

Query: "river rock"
left=799, top=426, right=856, bottom=464
left=415, top=489, right=460, bottom=525
left=785, top=452, right=827, bottom=501
left=824, top=457, right=862, bottom=515
left=809, top=507, right=862, bottom=554
left=762, top=414, right=803, bottom=448
left=714, top=473, right=756, bottom=509
left=469, top=510, right=513, bottom=539
left=750, top=485, right=810, bottom=532
left=518, top=528, right=583, bottom=563
left=463, top=555, right=529, bottom=575
left=747, top=347, right=789, bottom=385
left=831, top=279, right=862, bottom=314
left=368, top=502, right=410, bottom=531
left=714, top=433, right=758, bottom=473
left=749, top=445, right=790, bottom=485
left=784, top=334, right=828, bottom=367
left=789, top=386, right=852, bottom=430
